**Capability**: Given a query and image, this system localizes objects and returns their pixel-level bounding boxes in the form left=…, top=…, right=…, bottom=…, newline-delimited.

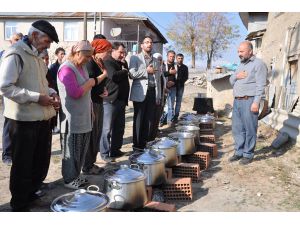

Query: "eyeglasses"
left=143, top=41, right=153, bottom=44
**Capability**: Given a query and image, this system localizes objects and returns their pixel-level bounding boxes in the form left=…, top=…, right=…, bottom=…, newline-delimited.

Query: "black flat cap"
left=32, top=20, right=59, bottom=43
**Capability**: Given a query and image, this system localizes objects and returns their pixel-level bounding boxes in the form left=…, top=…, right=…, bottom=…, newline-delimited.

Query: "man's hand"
left=147, top=65, right=155, bottom=74
left=169, top=68, right=177, bottom=75
left=236, top=71, right=247, bottom=80
left=166, top=81, right=175, bottom=88
left=251, top=102, right=259, bottom=113
left=50, top=93, right=61, bottom=111
left=38, top=94, right=55, bottom=106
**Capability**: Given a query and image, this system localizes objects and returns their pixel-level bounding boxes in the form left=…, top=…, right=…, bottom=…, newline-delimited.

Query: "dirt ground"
left=0, top=83, right=300, bottom=213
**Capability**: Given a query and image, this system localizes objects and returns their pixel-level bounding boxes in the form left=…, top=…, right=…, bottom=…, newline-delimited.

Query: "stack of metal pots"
left=129, top=148, right=166, bottom=186
left=103, top=164, right=148, bottom=209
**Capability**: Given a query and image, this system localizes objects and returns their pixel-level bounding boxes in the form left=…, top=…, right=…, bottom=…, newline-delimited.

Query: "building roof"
left=206, top=71, right=234, bottom=82
left=0, top=12, right=168, bottom=44
left=246, top=29, right=266, bottom=40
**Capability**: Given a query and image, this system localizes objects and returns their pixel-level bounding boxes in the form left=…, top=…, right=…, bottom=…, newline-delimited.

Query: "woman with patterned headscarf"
left=57, top=40, right=108, bottom=189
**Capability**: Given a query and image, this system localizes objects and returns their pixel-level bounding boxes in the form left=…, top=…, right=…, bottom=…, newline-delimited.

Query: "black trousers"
left=8, top=118, right=52, bottom=210
left=83, top=102, right=103, bottom=171
left=133, top=88, right=156, bottom=149
left=2, top=117, right=12, bottom=161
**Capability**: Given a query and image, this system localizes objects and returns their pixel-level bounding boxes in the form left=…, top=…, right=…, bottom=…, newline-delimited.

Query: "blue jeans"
left=100, top=100, right=126, bottom=157
left=167, top=87, right=176, bottom=122
left=232, top=97, right=258, bottom=159
left=175, top=86, right=184, bottom=117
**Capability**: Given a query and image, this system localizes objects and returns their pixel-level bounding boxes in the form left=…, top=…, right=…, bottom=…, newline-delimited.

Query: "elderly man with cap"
left=82, top=36, right=112, bottom=172
left=57, top=40, right=108, bottom=189
left=0, top=20, right=60, bottom=211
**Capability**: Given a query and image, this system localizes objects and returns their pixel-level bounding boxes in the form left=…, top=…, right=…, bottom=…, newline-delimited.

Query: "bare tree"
left=167, top=13, right=201, bottom=68
left=198, top=13, right=240, bottom=70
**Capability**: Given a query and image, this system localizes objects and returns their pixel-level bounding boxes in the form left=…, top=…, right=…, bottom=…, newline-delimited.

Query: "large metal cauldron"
left=148, top=137, right=178, bottom=167
left=176, top=125, right=200, bottom=145
left=129, top=149, right=166, bottom=186
left=51, top=185, right=109, bottom=212
left=104, top=165, right=148, bottom=209
left=168, top=132, right=196, bottom=155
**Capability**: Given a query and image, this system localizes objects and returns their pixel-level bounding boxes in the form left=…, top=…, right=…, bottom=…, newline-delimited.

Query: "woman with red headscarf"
left=82, top=37, right=113, bottom=174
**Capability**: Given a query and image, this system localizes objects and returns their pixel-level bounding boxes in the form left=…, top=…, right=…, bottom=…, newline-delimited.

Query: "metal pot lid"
left=151, top=137, right=177, bottom=149
left=176, top=125, right=200, bottom=131
left=104, top=164, right=146, bottom=184
left=133, top=149, right=165, bottom=164
left=51, top=186, right=109, bottom=212
left=168, top=132, right=195, bottom=139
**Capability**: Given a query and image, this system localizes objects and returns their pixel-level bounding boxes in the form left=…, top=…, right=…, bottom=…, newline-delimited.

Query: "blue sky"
left=136, top=12, right=247, bottom=69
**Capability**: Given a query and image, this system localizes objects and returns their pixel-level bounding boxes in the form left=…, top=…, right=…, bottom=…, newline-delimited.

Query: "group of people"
left=0, top=18, right=267, bottom=212
left=0, top=19, right=189, bottom=211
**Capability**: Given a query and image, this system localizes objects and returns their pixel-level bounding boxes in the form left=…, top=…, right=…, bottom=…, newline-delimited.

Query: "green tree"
left=167, top=13, right=201, bottom=68
left=198, top=13, right=240, bottom=69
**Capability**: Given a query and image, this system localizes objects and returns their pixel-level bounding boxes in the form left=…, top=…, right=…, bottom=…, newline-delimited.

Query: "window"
left=5, top=22, right=18, bottom=40
left=64, top=22, right=79, bottom=41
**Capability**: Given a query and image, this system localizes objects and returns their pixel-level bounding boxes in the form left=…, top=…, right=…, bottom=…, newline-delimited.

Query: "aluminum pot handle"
left=130, top=163, right=141, bottom=170
left=87, top=185, right=100, bottom=192
left=109, top=180, right=122, bottom=190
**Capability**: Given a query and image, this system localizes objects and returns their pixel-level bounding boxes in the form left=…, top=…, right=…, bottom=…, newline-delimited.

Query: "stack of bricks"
left=197, top=142, right=218, bottom=158
left=182, top=151, right=210, bottom=170
left=199, top=134, right=215, bottom=144
left=199, top=128, right=214, bottom=135
left=162, top=178, right=193, bottom=201
left=199, top=121, right=214, bottom=130
left=172, top=163, right=201, bottom=183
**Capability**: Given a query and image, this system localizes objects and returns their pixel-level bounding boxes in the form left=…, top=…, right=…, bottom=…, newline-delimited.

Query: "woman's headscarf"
left=71, top=40, right=94, bottom=54
left=91, top=39, right=112, bottom=54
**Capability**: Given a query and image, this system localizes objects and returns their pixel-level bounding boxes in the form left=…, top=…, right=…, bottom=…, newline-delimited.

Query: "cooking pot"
left=148, top=137, right=178, bottom=167
left=176, top=125, right=200, bottom=145
left=129, top=149, right=166, bottom=186
left=168, top=132, right=196, bottom=155
left=104, top=164, right=147, bottom=209
left=50, top=185, right=109, bottom=212
left=199, top=114, right=215, bottom=128
left=177, top=120, right=199, bottom=127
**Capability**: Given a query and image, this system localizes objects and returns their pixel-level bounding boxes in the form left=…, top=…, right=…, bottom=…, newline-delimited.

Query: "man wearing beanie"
left=0, top=20, right=60, bottom=211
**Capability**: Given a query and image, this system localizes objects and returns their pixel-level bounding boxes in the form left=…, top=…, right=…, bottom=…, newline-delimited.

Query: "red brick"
left=172, top=163, right=201, bottom=183
left=163, top=178, right=193, bottom=201
left=199, top=134, right=216, bottom=143
left=182, top=152, right=210, bottom=170
left=143, top=201, right=176, bottom=212
left=197, top=143, right=218, bottom=158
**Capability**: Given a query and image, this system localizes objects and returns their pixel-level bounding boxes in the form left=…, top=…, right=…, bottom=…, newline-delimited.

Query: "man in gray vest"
left=0, top=20, right=60, bottom=211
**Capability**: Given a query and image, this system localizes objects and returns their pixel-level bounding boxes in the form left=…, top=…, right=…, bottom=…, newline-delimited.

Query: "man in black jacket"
left=100, top=42, right=129, bottom=158
left=173, top=53, right=189, bottom=122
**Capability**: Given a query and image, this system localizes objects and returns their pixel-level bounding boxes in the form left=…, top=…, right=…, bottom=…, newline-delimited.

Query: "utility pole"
left=83, top=12, right=87, bottom=40
left=99, top=12, right=102, bottom=34
left=94, top=12, right=97, bottom=36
